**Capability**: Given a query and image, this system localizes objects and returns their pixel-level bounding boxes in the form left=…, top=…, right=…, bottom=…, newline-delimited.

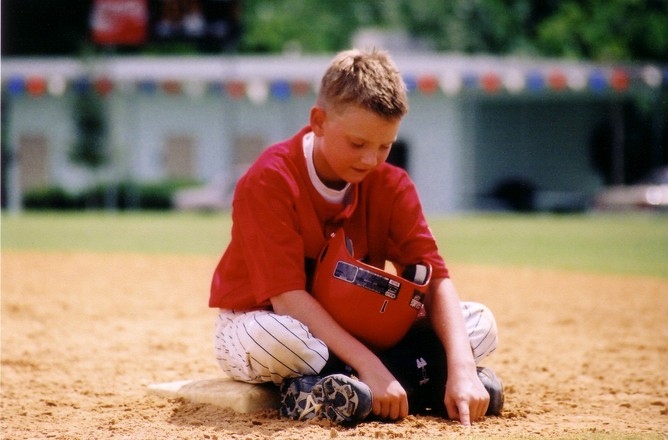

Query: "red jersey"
left=209, top=127, right=449, bottom=310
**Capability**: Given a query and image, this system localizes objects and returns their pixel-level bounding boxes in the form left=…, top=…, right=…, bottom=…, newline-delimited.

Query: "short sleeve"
left=232, top=168, right=309, bottom=304
left=386, top=172, right=449, bottom=279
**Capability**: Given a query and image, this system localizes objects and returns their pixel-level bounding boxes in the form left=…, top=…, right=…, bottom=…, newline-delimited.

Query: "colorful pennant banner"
left=3, top=66, right=666, bottom=101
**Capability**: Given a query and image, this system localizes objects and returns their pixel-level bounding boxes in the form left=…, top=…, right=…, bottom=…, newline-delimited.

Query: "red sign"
left=91, top=0, right=148, bottom=46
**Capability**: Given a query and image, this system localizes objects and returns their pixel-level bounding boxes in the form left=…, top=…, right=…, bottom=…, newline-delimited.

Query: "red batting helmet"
left=311, top=228, right=431, bottom=351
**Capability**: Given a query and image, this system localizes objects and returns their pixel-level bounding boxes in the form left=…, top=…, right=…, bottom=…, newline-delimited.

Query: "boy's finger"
left=458, top=401, right=471, bottom=426
left=372, top=399, right=382, bottom=417
left=400, top=396, right=409, bottom=419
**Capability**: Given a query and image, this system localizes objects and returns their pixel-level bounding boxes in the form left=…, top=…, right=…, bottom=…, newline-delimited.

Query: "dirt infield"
left=2, top=250, right=667, bottom=439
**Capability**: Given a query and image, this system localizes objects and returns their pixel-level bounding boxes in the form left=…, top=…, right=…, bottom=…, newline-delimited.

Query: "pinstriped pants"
left=214, top=301, right=497, bottom=385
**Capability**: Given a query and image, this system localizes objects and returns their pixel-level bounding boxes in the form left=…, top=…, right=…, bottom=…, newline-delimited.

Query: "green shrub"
left=23, top=187, right=82, bottom=210
left=23, top=180, right=198, bottom=211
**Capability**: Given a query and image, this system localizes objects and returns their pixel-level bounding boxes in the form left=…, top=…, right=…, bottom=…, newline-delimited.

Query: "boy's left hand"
left=444, top=369, right=490, bottom=425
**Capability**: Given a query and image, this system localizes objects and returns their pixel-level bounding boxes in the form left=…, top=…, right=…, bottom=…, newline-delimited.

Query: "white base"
left=147, top=377, right=280, bottom=413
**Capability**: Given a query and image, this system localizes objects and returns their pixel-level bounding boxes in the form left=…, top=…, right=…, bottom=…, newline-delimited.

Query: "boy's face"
left=310, top=104, right=401, bottom=190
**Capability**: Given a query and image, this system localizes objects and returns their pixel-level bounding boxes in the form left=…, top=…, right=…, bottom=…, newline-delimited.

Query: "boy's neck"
left=303, top=132, right=349, bottom=202
left=311, top=139, right=348, bottom=191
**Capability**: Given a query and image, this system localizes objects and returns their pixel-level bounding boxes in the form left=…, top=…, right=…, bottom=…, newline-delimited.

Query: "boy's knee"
left=243, top=312, right=329, bottom=378
left=461, top=302, right=498, bottom=363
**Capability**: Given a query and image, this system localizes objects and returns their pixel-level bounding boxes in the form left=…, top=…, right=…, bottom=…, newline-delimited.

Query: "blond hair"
left=316, top=49, right=408, bottom=119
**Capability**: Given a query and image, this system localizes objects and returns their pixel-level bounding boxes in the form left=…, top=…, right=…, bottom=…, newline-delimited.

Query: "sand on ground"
left=2, top=250, right=667, bottom=439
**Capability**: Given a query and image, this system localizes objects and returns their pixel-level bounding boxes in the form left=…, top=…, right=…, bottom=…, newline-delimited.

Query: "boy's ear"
left=310, top=106, right=326, bottom=136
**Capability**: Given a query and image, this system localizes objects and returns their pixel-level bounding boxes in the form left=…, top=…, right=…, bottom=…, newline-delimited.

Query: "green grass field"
left=2, top=211, right=667, bottom=278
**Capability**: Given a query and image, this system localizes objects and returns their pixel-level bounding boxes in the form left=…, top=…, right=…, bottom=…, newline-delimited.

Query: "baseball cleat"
left=477, top=366, right=504, bottom=416
left=279, top=375, right=322, bottom=421
left=279, top=374, right=373, bottom=425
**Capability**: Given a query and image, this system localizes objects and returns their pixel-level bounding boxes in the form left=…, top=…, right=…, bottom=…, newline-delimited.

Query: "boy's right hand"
left=359, top=368, right=409, bottom=420
left=271, top=290, right=409, bottom=419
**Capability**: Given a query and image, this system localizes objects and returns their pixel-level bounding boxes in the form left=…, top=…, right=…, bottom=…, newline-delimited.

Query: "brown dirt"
left=2, top=250, right=667, bottom=439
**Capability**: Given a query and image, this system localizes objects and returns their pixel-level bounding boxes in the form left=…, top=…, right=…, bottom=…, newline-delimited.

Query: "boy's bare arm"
left=424, top=278, right=489, bottom=425
left=271, top=289, right=409, bottom=420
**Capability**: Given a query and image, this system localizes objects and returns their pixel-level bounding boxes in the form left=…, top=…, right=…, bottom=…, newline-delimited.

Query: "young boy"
left=210, top=48, right=503, bottom=426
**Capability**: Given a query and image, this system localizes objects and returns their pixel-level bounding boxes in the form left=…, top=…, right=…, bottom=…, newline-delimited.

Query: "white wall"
left=398, top=95, right=472, bottom=212
left=7, top=95, right=91, bottom=191
left=5, top=90, right=610, bottom=212
left=471, top=97, right=607, bottom=201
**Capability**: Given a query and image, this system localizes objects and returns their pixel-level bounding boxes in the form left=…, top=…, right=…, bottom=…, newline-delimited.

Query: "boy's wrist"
left=446, top=348, right=477, bottom=373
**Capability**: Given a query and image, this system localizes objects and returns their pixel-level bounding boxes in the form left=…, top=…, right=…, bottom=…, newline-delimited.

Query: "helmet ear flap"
left=319, top=234, right=354, bottom=263
left=345, top=237, right=354, bottom=256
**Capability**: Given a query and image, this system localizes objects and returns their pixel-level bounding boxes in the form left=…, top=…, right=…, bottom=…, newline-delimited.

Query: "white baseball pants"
left=214, top=301, right=497, bottom=385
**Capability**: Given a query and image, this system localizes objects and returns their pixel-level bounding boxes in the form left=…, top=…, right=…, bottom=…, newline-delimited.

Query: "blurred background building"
left=2, top=0, right=667, bottom=213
